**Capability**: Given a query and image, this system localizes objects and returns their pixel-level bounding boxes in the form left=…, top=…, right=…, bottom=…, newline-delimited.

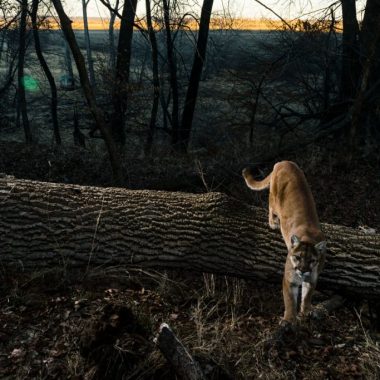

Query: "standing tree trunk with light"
left=111, top=0, right=137, bottom=145
left=145, top=0, right=160, bottom=155
left=178, top=0, right=214, bottom=152
left=162, top=0, right=180, bottom=145
left=108, top=0, right=119, bottom=69
left=82, top=0, right=96, bottom=89
left=62, top=36, right=75, bottom=88
left=18, top=0, right=32, bottom=143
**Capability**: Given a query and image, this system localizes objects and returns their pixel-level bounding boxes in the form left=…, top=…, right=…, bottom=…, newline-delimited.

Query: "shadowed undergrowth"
left=0, top=268, right=379, bottom=379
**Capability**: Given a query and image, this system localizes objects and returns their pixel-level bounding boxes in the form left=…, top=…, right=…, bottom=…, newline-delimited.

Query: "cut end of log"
left=159, top=322, right=171, bottom=333
left=155, top=322, right=206, bottom=380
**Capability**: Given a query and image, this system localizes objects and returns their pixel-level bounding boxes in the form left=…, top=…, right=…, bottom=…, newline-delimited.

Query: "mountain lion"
left=242, top=161, right=326, bottom=324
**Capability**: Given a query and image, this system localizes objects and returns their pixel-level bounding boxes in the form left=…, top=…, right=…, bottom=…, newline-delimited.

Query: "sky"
left=63, top=0, right=362, bottom=20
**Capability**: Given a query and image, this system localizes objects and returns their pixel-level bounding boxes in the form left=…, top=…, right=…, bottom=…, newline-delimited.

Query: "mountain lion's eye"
left=293, top=256, right=301, bottom=261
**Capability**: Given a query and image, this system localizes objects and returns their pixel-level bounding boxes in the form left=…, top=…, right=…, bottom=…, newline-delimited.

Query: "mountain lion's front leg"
left=300, top=281, right=316, bottom=317
left=282, top=278, right=298, bottom=323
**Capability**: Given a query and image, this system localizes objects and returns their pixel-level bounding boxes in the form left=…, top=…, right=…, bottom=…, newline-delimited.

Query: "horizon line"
left=46, top=17, right=343, bottom=31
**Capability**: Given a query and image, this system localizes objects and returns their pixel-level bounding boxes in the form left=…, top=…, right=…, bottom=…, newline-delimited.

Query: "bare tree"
left=0, top=30, right=5, bottom=62
left=52, top=0, right=123, bottom=183
left=31, top=0, right=61, bottom=145
left=144, top=0, right=160, bottom=154
left=17, top=0, right=32, bottom=143
left=109, top=0, right=138, bottom=145
left=0, top=19, right=19, bottom=97
left=348, top=0, right=380, bottom=149
left=82, top=0, right=96, bottom=88
left=178, top=0, right=214, bottom=151
left=340, top=0, right=360, bottom=101
left=107, top=0, right=120, bottom=69
left=161, top=0, right=180, bottom=145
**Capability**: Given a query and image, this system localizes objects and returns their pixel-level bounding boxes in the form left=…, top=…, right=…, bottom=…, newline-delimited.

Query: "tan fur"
left=242, top=161, right=326, bottom=323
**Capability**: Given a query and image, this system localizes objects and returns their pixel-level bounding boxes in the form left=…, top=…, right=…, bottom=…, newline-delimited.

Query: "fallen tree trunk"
left=0, top=175, right=379, bottom=298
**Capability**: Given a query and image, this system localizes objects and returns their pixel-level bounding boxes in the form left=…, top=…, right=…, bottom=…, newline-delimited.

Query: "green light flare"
left=21, top=76, right=39, bottom=91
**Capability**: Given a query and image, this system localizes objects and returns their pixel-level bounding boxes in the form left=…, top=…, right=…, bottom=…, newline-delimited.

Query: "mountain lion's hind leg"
left=269, top=207, right=280, bottom=229
left=268, top=193, right=280, bottom=229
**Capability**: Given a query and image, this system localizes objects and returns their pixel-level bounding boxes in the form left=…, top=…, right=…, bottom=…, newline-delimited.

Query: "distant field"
left=0, top=16, right=341, bottom=31
left=47, top=17, right=343, bottom=31
left=53, top=17, right=291, bottom=31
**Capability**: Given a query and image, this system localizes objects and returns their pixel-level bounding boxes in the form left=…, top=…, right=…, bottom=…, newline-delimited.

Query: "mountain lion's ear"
left=315, top=241, right=327, bottom=254
left=291, top=235, right=301, bottom=247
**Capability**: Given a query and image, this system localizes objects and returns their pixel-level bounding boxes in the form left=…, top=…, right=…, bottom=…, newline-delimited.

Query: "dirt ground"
left=0, top=268, right=379, bottom=380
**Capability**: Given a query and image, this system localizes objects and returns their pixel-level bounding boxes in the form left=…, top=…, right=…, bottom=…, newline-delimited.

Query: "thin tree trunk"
left=162, top=0, right=180, bottom=145
left=340, top=0, right=360, bottom=101
left=15, top=91, right=21, bottom=129
left=18, top=0, right=32, bottom=143
left=348, top=0, right=380, bottom=151
left=0, top=45, right=17, bottom=97
left=322, top=7, right=336, bottom=111
left=63, top=36, right=75, bottom=88
left=82, top=0, right=96, bottom=88
left=360, top=0, right=380, bottom=86
left=52, top=0, right=123, bottom=184
left=178, top=0, right=214, bottom=152
left=144, top=0, right=160, bottom=155
left=111, top=0, right=137, bottom=145
left=1, top=175, right=379, bottom=298
left=31, top=0, right=61, bottom=145
left=108, top=0, right=119, bottom=69
left=0, top=32, right=5, bottom=62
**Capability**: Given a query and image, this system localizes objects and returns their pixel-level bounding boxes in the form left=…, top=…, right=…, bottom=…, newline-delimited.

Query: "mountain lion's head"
left=289, top=235, right=326, bottom=280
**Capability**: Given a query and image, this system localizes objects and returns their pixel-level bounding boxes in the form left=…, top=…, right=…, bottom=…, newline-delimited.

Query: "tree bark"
left=31, top=0, right=61, bottom=145
left=0, top=176, right=379, bottom=298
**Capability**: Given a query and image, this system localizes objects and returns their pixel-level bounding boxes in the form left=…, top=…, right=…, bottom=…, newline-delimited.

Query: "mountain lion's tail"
left=242, top=168, right=272, bottom=190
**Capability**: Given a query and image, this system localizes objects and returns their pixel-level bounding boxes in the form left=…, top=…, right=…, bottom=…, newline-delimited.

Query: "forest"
left=0, top=0, right=379, bottom=378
